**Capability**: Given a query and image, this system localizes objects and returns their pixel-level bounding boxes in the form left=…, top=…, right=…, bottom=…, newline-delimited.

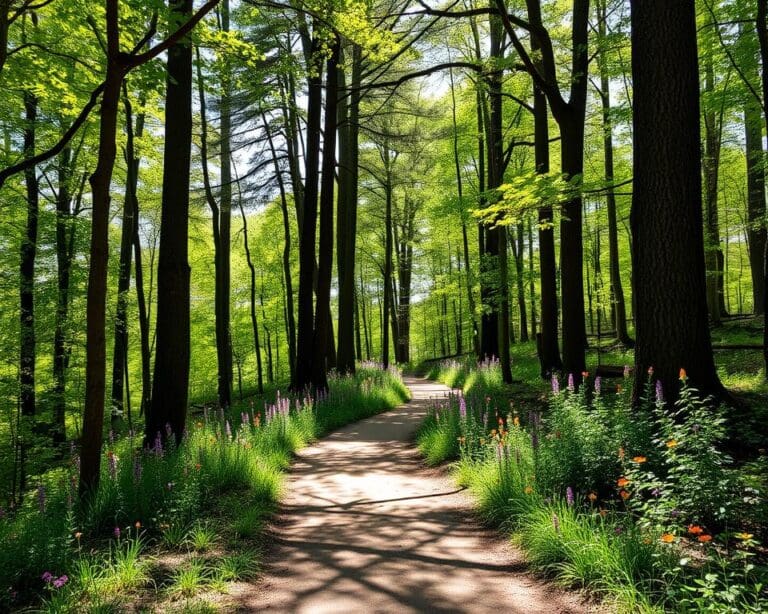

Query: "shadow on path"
left=231, top=377, right=592, bottom=614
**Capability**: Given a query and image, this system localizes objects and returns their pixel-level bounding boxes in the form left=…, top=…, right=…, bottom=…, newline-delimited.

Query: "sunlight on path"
left=232, top=377, right=591, bottom=613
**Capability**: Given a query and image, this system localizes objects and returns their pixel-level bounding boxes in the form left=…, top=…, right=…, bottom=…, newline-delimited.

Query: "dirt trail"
left=233, top=377, right=593, bottom=613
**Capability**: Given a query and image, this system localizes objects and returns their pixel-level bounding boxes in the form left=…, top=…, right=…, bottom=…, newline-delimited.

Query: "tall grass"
left=417, top=369, right=768, bottom=612
left=0, top=365, right=409, bottom=611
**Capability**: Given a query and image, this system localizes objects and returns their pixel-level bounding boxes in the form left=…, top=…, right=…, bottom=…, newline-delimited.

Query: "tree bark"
left=311, top=39, right=340, bottom=391
left=146, top=0, right=194, bottom=446
left=630, top=0, right=723, bottom=403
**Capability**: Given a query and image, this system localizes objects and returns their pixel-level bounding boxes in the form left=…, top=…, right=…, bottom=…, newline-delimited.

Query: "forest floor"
left=224, top=377, right=593, bottom=613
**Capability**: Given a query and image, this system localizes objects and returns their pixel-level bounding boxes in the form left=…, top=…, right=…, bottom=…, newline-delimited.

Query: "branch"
left=0, top=81, right=105, bottom=188
left=127, top=0, right=220, bottom=67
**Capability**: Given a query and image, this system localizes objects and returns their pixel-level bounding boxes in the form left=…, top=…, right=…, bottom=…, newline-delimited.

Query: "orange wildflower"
left=134, top=521, right=141, bottom=529
left=524, top=486, right=533, bottom=494
left=679, top=368, right=687, bottom=381
left=688, top=525, right=704, bottom=536
left=617, top=477, right=630, bottom=487
left=661, top=533, right=675, bottom=543
left=513, top=416, right=520, bottom=427
left=588, top=492, right=598, bottom=502
left=698, top=534, right=712, bottom=543
left=620, top=490, right=630, bottom=500
left=599, top=508, right=608, bottom=518
left=632, top=456, right=647, bottom=464
left=74, top=532, right=83, bottom=540
left=666, top=439, right=678, bottom=448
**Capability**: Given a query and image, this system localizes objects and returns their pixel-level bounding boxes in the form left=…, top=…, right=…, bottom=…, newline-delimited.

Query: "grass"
left=1, top=364, right=410, bottom=612
left=416, top=342, right=768, bottom=613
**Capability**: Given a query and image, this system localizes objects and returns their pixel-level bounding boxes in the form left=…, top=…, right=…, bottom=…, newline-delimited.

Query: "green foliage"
left=0, top=366, right=408, bottom=610
left=417, top=364, right=768, bottom=612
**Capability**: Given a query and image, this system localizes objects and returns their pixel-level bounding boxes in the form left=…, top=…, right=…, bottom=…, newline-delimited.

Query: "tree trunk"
left=758, top=0, right=768, bottom=378
left=742, top=23, right=766, bottom=315
left=238, top=197, right=263, bottom=394
left=526, top=0, right=562, bottom=378
left=630, top=0, right=723, bottom=403
left=597, top=0, right=633, bottom=347
left=80, top=2, right=124, bottom=495
left=512, top=224, right=528, bottom=341
left=311, top=40, right=339, bottom=391
left=336, top=44, right=361, bottom=374
left=262, top=113, right=295, bottom=385
left=527, top=219, right=537, bottom=340
left=147, top=0, right=194, bottom=446
left=110, top=93, right=140, bottom=429
left=382, top=145, right=394, bottom=368
left=20, top=91, right=38, bottom=419
left=703, top=46, right=725, bottom=325
left=295, top=32, right=323, bottom=391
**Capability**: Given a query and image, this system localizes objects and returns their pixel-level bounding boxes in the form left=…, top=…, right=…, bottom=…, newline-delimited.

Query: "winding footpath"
left=232, top=377, right=592, bottom=613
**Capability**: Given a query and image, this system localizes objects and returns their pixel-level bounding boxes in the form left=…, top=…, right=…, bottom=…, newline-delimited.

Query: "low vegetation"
left=0, top=366, right=408, bottom=612
left=417, top=354, right=767, bottom=613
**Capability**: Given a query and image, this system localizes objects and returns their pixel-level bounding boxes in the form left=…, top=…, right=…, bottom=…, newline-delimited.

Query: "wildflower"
left=618, top=447, right=625, bottom=460
left=52, top=575, right=68, bottom=589
left=632, top=456, right=647, bottom=464
left=41, top=571, right=53, bottom=583
left=616, top=384, right=623, bottom=394
left=459, top=395, right=467, bottom=420
left=617, top=477, right=630, bottom=487
left=551, top=375, right=560, bottom=395
left=153, top=432, right=163, bottom=457
left=648, top=366, right=654, bottom=376
left=599, top=508, right=607, bottom=518
left=594, top=377, right=602, bottom=395
left=524, top=485, right=533, bottom=495
left=135, top=521, right=141, bottom=530
left=588, top=492, right=598, bottom=503
left=620, top=490, right=630, bottom=500
left=195, top=463, right=201, bottom=471
left=687, top=525, right=704, bottom=535
left=552, top=514, right=560, bottom=534
left=513, top=416, right=520, bottom=427
left=566, top=486, right=574, bottom=507
left=567, top=373, right=575, bottom=391
left=651, top=488, right=662, bottom=497
left=655, top=380, right=664, bottom=404
left=670, top=509, right=681, bottom=518
left=114, top=527, right=121, bottom=539
left=581, top=371, right=589, bottom=379
left=666, top=439, right=677, bottom=448
left=225, top=421, right=232, bottom=439
left=736, top=532, right=754, bottom=541
left=34, top=484, right=47, bottom=515
left=74, top=531, right=82, bottom=540
left=698, top=534, right=712, bottom=543
left=661, top=533, right=675, bottom=543
left=623, top=365, right=631, bottom=378
left=614, top=526, right=624, bottom=535
left=679, top=368, right=687, bottom=381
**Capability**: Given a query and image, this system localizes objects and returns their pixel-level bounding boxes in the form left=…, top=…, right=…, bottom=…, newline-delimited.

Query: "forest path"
left=232, top=376, right=592, bottom=613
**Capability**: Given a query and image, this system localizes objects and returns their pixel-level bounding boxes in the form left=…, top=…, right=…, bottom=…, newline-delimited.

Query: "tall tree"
left=630, top=0, right=723, bottom=402
left=147, top=0, right=196, bottom=445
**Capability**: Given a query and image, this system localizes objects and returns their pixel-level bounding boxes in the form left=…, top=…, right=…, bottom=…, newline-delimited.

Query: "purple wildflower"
left=37, top=485, right=46, bottom=514
left=594, top=377, right=602, bottom=395
left=52, top=575, right=68, bottom=589
left=114, top=527, right=121, bottom=539
left=551, top=375, right=560, bottom=395
left=655, top=380, right=664, bottom=404
left=566, top=486, right=574, bottom=507
left=552, top=514, right=561, bottom=534
left=651, top=488, right=662, bottom=497
left=153, top=432, right=163, bottom=457
left=459, top=395, right=467, bottom=420
left=567, top=373, right=575, bottom=392
left=614, top=525, right=624, bottom=535
left=41, top=571, right=53, bottom=584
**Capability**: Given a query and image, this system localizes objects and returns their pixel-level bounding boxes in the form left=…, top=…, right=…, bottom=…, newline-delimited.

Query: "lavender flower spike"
left=551, top=374, right=560, bottom=395
left=566, top=486, right=574, bottom=507
left=655, top=380, right=664, bottom=404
